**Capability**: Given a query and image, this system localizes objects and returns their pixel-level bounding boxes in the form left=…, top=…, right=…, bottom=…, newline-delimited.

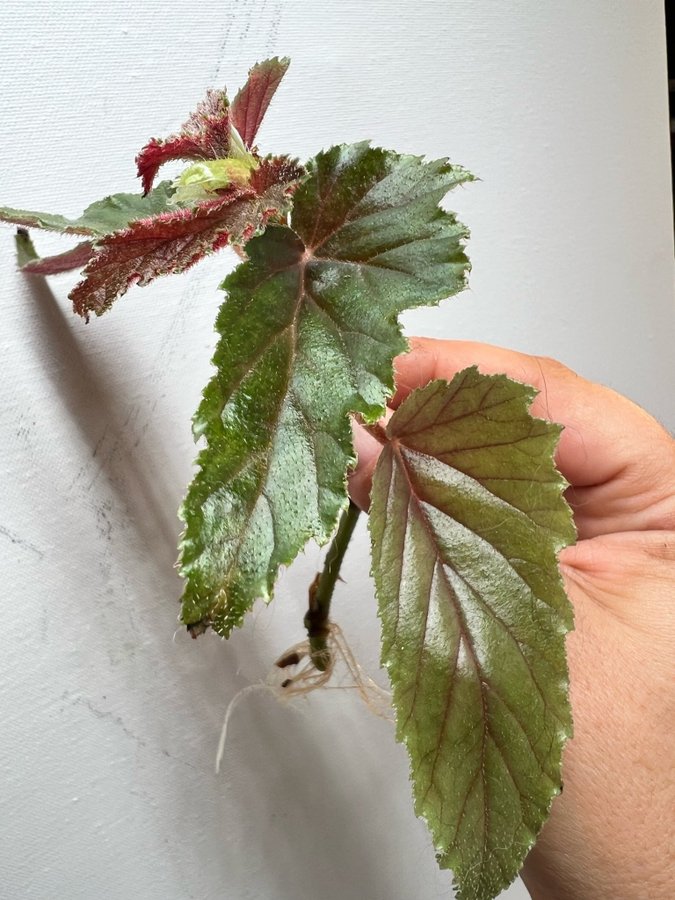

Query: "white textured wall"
left=0, top=2, right=672, bottom=899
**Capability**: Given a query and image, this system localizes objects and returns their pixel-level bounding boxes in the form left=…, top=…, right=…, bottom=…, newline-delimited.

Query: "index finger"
left=349, top=337, right=675, bottom=537
left=392, top=337, right=664, bottom=491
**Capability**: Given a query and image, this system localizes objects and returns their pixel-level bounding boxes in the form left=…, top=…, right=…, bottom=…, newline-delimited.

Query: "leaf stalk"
left=304, top=499, right=361, bottom=670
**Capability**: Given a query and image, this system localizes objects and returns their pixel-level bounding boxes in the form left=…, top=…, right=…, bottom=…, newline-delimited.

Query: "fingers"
left=349, top=418, right=384, bottom=512
left=350, top=338, right=675, bottom=536
left=392, top=338, right=652, bottom=488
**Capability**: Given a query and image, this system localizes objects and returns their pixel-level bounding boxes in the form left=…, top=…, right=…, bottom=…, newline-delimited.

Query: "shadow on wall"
left=24, top=275, right=181, bottom=585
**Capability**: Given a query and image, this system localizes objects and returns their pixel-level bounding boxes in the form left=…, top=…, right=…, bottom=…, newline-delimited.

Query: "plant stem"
left=304, top=499, right=361, bottom=671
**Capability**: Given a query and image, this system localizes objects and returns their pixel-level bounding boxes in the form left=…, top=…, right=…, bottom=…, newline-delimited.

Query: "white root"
left=215, top=683, right=274, bottom=774
left=215, top=622, right=393, bottom=773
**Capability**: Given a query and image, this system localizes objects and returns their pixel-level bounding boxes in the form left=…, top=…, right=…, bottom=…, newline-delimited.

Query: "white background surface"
left=0, top=2, right=673, bottom=899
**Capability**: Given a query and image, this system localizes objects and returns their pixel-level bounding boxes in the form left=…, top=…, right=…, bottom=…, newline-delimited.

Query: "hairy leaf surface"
left=15, top=228, right=93, bottom=275
left=70, top=157, right=303, bottom=320
left=0, top=182, right=174, bottom=236
left=179, top=142, right=473, bottom=635
left=136, top=57, right=288, bottom=193
left=369, top=369, right=575, bottom=900
left=21, top=241, right=95, bottom=275
left=136, top=91, right=232, bottom=195
left=230, top=57, right=290, bottom=147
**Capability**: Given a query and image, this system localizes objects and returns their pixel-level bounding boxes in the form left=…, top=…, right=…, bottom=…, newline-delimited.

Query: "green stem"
left=304, top=499, right=361, bottom=671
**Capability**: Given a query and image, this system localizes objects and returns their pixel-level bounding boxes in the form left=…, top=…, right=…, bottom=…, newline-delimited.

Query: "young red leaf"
left=136, top=58, right=289, bottom=194
left=71, top=157, right=303, bottom=319
left=230, top=57, right=290, bottom=148
left=71, top=189, right=248, bottom=319
left=248, top=154, right=304, bottom=195
left=136, top=89, right=232, bottom=195
left=20, top=241, right=95, bottom=275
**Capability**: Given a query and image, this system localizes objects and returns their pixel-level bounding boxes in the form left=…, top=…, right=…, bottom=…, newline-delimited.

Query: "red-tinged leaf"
left=71, top=188, right=251, bottom=319
left=21, top=241, right=95, bottom=275
left=71, top=158, right=302, bottom=320
left=136, top=90, right=231, bottom=195
left=369, top=371, right=575, bottom=900
left=230, top=57, right=290, bottom=148
left=248, top=155, right=305, bottom=195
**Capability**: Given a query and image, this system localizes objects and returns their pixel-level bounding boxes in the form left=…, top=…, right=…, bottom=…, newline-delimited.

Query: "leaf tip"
left=15, top=227, right=38, bottom=268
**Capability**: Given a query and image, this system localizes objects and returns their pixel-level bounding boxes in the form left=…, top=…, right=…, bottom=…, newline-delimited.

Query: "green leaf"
left=368, top=369, right=575, bottom=900
left=0, top=181, right=174, bottom=236
left=15, top=228, right=39, bottom=267
left=179, top=142, right=473, bottom=635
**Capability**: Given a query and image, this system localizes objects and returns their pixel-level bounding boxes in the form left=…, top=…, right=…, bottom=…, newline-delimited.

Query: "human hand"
left=350, top=338, right=675, bottom=899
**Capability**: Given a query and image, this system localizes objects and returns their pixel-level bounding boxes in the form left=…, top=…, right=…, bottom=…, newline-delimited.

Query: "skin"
left=349, top=338, right=675, bottom=900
